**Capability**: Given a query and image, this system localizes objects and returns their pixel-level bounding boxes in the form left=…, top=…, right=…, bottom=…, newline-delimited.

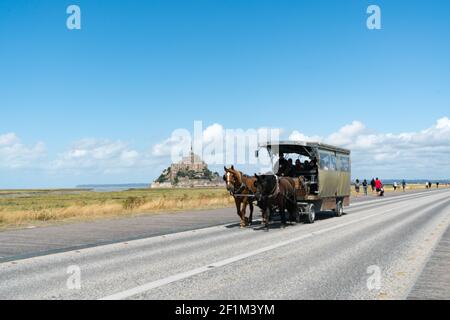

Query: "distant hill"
left=76, top=183, right=150, bottom=191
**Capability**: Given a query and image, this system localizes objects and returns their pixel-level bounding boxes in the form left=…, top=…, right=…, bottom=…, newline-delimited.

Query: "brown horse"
left=254, top=174, right=298, bottom=229
left=223, top=166, right=257, bottom=228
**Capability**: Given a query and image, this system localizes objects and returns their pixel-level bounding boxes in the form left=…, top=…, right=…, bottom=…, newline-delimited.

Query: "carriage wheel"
left=336, top=201, right=344, bottom=217
left=305, top=204, right=315, bottom=224
left=295, top=207, right=302, bottom=223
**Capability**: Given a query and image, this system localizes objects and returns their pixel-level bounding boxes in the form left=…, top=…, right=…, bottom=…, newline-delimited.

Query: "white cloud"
left=150, top=118, right=450, bottom=178
left=4, top=117, right=450, bottom=181
left=288, top=131, right=323, bottom=143
left=52, top=138, right=142, bottom=174
left=152, top=129, right=191, bottom=158
left=290, top=121, right=369, bottom=147
left=289, top=117, right=450, bottom=178
left=0, top=133, right=46, bottom=168
left=0, top=133, right=20, bottom=146
left=203, top=123, right=224, bottom=143
left=327, top=121, right=367, bottom=146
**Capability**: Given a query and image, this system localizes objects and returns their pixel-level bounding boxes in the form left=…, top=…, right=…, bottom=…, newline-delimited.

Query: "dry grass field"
left=0, top=188, right=234, bottom=229
left=0, top=184, right=447, bottom=230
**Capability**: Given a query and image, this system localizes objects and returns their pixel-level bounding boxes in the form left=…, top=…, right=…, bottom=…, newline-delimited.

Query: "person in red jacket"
left=375, top=178, right=382, bottom=194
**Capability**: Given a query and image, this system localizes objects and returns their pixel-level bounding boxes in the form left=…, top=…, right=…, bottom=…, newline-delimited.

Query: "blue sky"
left=1, top=0, right=450, bottom=188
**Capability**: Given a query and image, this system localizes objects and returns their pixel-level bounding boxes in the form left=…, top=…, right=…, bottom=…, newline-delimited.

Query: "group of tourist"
left=425, top=181, right=440, bottom=189
left=354, top=179, right=446, bottom=197
left=275, top=153, right=318, bottom=177
left=354, top=178, right=407, bottom=197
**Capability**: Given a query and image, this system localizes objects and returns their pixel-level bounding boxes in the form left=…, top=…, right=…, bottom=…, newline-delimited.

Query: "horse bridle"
left=226, top=170, right=246, bottom=196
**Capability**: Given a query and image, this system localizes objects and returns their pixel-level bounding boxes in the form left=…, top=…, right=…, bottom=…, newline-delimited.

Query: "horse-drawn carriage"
left=224, top=140, right=351, bottom=228
left=256, top=141, right=351, bottom=223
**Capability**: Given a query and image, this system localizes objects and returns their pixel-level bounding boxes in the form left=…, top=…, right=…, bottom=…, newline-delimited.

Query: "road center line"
left=349, top=189, right=445, bottom=208
left=99, top=206, right=401, bottom=300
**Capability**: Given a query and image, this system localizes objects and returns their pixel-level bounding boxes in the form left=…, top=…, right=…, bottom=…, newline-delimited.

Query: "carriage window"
left=337, top=155, right=350, bottom=172
left=319, top=152, right=331, bottom=170
left=330, top=154, right=337, bottom=171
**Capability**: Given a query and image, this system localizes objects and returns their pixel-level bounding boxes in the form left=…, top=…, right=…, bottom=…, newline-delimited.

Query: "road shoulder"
left=407, top=225, right=450, bottom=300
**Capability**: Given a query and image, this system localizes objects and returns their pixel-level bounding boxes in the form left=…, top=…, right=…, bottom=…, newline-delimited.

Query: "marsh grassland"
left=0, top=188, right=233, bottom=229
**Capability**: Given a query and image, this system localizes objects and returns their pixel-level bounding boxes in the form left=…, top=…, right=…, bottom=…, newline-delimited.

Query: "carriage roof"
left=258, top=140, right=351, bottom=156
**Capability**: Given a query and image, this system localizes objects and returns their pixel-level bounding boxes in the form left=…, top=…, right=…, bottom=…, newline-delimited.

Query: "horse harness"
left=267, top=176, right=297, bottom=205
left=229, top=171, right=253, bottom=197
left=267, top=175, right=280, bottom=200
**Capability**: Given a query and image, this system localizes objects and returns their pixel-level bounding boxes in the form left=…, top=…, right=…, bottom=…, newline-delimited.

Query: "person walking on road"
left=375, top=177, right=382, bottom=195
left=362, top=179, right=368, bottom=196
left=379, top=182, right=385, bottom=196
left=370, top=178, right=376, bottom=193
left=354, top=179, right=361, bottom=197
left=393, top=181, right=398, bottom=191
left=402, top=179, right=406, bottom=192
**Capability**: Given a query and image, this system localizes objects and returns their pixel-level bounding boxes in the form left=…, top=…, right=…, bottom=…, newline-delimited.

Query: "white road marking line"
left=99, top=207, right=400, bottom=300
left=349, top=189, right=445, bottom=207
left=312, top=208, right=397, bottom=235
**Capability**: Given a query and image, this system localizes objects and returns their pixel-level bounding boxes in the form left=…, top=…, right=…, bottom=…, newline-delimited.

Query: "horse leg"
left=248, top=201, right=254, bottom=226
left=236, top=198, right=246, bottom=228
left=260, top=204, right=268, bottom=229
left=264, top=207, right=270, bottom=230
left=288, top=198, right=297, bottom=223
left=279, top=202, right=286, bottom=226
left=293, top=201, right=299, bottom=223
left=241, top=197, right=249, bottom=226
left=234, top=198, right=241, bottom=218
left=235, top=198, right=244, bottom=228
left=286, top=202, right=292, bottom=223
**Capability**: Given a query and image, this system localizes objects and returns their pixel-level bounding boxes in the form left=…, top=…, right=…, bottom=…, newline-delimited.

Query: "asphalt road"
left=0, top=189, right=449, bottom=300
left=0, top=187, right=439, bottom=262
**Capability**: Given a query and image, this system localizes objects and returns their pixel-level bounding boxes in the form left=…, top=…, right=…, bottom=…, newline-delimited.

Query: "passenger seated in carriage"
left=294, top=159, right=303, bottom=177
left=307, top=157, right=318, bottom=171
left=275, top=153, right=318, bottom=178
left=284, top=158, right=296, bottom=177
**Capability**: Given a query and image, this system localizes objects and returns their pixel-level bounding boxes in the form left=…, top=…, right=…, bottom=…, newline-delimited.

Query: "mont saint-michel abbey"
left=152, top=150, right=222, bottom=188
left=170, top=151, right=206, bottom=180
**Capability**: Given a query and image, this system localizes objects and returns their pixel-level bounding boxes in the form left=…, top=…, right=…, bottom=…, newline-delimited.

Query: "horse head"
left=223, top=165, right=242, bottom=194
left=253, top=174, right=277, bottom=202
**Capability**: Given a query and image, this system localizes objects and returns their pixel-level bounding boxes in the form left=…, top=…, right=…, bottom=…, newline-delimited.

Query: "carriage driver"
left=274, top=153, right=288, bottom=176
